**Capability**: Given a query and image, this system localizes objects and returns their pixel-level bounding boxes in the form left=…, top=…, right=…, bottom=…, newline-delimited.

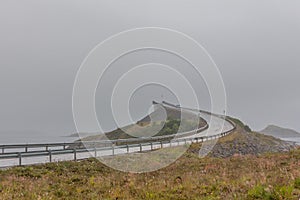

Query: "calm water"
left=0, top=132, right=79, bottom=145
left=281, top=137, right=300, bottom=145
left=0, top=130, right=299, bottom=145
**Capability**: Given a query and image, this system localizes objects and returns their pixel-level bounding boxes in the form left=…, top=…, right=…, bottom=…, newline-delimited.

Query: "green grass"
left=227, top=116, right=252, bottom=132
left=294, top=178, right=300, bottom=189
left=0, top=117, right=298, bottom=199
left=1, top=148, right=300, bottom=199
left=82, top=118, right=201, bottom=141
left=247, top=184, right=294, bottom=200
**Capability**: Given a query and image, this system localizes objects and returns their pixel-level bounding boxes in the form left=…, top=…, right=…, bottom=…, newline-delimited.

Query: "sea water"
left=281, top=137, right=300, bottom=145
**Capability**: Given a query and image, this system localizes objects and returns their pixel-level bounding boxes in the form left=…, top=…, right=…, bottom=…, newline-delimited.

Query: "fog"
left=0, top=0, right=299, bottom=141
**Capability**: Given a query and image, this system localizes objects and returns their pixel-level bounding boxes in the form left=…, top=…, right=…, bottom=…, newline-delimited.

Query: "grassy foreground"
left=0, top=147, right=300, bottom=199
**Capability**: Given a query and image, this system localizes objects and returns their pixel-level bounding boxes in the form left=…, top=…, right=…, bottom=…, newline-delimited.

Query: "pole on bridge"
left=94, top=148, right=97, bottom=157
left=49, top=150, right=52, bottom=162
left=73, top=149, right=77, bottom=161
left=18, top=153, right=22, bottom=166
left=139, top=143, right=142, bottom=152
left=126, top=145, right=129, bottom=153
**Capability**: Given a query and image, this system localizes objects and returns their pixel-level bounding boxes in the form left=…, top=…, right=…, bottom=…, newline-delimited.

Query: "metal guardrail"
left=161, top=101, right=237, bottom=132
left=0, top=143, right=74, bottom=154
left=0, top=102, right=236, bottom=167
left=0, top=131, right=233, bottom=167
left=0, top=124, right=209, bottom=155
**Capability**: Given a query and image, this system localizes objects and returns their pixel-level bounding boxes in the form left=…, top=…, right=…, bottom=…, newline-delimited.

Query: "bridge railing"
left=0, top=123, right=209, bottom=155
left=0, top=103, right=237, bottom=167
left=0, top=130, right=234, bottom=167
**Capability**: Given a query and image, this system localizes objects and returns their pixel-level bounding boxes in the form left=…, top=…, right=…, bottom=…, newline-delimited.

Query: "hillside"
left=1, top=117, right=299, bottom=199
left=81, top=118, right=203, bottom=141
left=1, top=146, right=300, bottom=199
left=188, top=118, right=297, bottom=158
left=260, top=125, right=300, bottom=138
left=78, top=104, right=207, bottom=143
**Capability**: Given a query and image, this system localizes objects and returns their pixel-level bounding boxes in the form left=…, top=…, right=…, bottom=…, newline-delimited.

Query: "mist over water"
left=281, top=138, right=300, bottom=145
left=0, top=131, right=78, bottom=144
left=0, top=1, right=300, bottom=143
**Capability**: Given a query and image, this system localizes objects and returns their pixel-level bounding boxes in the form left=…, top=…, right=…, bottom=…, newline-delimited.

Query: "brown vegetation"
left=0, top=147, right=300, bottom=199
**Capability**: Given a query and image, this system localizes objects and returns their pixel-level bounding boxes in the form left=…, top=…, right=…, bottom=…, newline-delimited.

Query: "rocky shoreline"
left=189, top=125, right=298, bottom=158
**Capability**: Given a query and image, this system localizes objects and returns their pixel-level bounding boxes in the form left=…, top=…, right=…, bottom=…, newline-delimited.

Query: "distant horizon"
left=0, top=107, right=299, bottom=138
left=0, top=0, right=299, bottom=139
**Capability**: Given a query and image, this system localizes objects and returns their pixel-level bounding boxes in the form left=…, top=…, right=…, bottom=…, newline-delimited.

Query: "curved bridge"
left=0, top=102, right=236, bottom=168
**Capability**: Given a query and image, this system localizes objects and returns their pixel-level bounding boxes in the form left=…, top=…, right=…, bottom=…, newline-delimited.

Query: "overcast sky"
left=0, top=0, right=299, bottom=141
